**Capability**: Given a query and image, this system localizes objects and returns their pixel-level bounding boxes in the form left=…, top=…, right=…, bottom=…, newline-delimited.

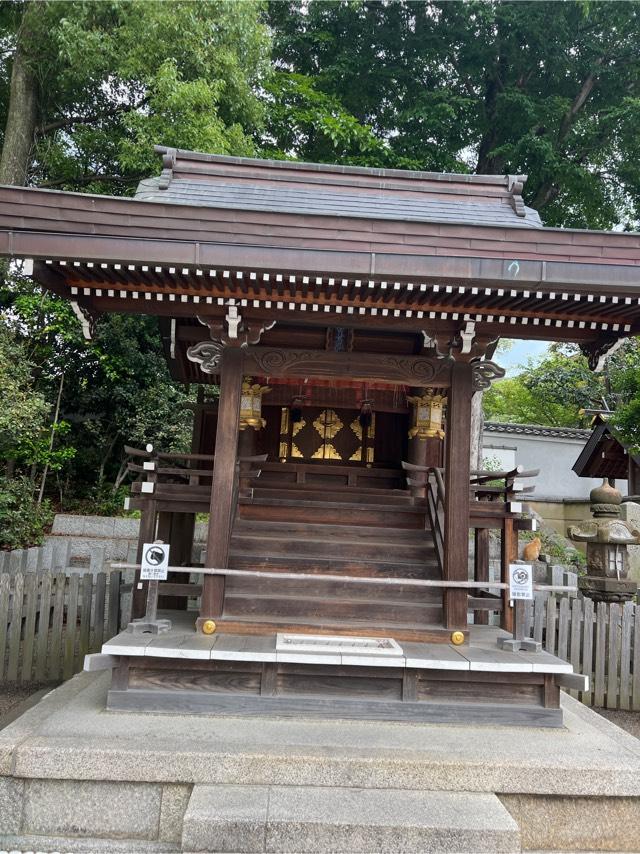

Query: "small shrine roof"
left=134, top=146, right=543, bottom=230
left=572, top=419, right=639, bottom=480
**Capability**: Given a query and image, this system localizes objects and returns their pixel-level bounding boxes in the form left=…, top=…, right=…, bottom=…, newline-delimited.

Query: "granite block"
left=182, top=784, right=268, bottom=853
left=265, top=786, right=519, bottom=853
left=0, top=776, right=23, bottom=834
left=501, top=793, right=640, bottom=852
left=50, top=515, right=86, bottom=536
left=159, top=783, right=192, bottom=844
left=22, top=779, right=162, bottom=839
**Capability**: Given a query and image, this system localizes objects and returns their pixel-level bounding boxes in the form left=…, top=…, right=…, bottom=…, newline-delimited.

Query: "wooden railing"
left=402, top=462, right=539, bottom=628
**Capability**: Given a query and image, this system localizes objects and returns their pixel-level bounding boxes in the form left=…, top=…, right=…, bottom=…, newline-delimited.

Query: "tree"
left=0, top=0, right=270, bottom=191
left=267, top=1, right=640, bottom=229
left=0, top=1, right=271, bottom=513
left=483, top=341, right=640, bottom=444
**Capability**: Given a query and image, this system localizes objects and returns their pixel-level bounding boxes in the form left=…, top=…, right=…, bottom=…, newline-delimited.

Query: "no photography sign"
left=140, top=542, right=170, bottom=581
left=508, top=563, right=533, bottom=600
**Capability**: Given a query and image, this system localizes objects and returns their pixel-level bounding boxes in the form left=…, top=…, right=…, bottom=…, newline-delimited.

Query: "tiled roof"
left=133, top=147, right=543, bottom=230
left=484, top=422, right=591, bottom=440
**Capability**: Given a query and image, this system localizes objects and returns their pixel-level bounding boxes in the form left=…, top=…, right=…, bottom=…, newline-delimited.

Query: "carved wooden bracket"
left=70, top=301, right=97, bottom=340
left=471, top=360, right=506, bottom=391
left=423, top=325, right=500, bottom=362
left=580, top=335, right=625, bottom=372
left=187, top=308, right=275, bottom=374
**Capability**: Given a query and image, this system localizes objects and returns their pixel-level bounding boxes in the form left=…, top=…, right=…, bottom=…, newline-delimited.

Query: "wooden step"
left=250, top=486, right=417, bottom=506
left=223, top=593, right=442, bottom=625
left=238, top=499, right=426, bottom=529
left=233, top=520, right=431, bottom=542
left=231, top=533, right=435, bottom=563
left=225, top=573, right=441, bottom=602
left=228, top=554, right=439, bottom=579
left=212, top=616, right=457, bottom=644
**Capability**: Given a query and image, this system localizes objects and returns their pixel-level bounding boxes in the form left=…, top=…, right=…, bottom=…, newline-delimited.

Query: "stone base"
left=579, top=576, right=637, bottom=603
left=3, top=672, right=640, bottom=852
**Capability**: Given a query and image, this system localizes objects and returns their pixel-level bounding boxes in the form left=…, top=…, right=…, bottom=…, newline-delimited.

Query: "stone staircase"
left=181, top=784, right=520, bottom=853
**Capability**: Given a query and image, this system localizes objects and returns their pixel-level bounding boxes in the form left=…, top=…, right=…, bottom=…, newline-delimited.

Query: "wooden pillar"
left=501, top=517, right=516, bottom=633
left=197, top=347, right=244, bottom=630
left=132, top=501, right=157, bottom=619
left=238, top=425, right=257, bottom=459
left=474, top=527, right=490, bottom=626
left=443, top=361, right=473, bottom=630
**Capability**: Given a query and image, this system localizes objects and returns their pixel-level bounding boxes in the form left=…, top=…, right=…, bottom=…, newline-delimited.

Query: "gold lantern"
left=407, top=391, right=445, bottom=440
left=239, top=377, right=270, bottom=430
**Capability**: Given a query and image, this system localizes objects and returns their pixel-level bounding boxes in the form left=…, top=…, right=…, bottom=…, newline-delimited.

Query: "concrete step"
left=181, top=784, right=520, bottom=853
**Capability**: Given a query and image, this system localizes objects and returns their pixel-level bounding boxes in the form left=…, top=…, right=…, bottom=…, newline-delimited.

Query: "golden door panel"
left=279, top=407, right=373, bottom=463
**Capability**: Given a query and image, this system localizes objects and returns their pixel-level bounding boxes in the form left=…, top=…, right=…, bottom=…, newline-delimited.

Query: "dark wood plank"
left=107, top=689, right=563, bottom=727
left=443, top=361, right=473, bottom=630
left=199, top=347, right=244, bottom=627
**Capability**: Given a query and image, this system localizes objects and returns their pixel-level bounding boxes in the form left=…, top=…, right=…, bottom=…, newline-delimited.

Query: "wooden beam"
left=198, top=347, right=244, bottom=630
left=243, top=346, right=453, bottom=387
left=443, top=361, right=473, bottom=630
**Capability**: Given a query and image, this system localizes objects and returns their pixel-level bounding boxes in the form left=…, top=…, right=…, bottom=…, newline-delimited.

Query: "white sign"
left=140, top=542, right=169, bottom=581
left=509, top=563, right=533, bottom=600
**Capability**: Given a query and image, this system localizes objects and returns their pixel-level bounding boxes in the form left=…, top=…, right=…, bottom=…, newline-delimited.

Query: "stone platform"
left=2, top=671, right=640, bottom=852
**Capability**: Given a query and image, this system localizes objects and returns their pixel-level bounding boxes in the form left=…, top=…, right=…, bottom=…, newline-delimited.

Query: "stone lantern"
left=567, top=479, right=640, bottom=603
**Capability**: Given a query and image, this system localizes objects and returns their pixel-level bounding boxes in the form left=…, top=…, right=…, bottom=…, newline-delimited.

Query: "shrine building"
left=2, top=146, right=640, bottom=724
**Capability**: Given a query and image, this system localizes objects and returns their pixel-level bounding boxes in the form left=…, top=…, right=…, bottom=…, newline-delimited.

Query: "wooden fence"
left=0, top=569, right=124, bottom=684
left=524, top=593, right=640, bottom=711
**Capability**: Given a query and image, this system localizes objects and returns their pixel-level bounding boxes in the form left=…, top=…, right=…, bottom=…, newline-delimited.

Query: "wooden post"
left=132, top=500, right=157, bottom=619
left=443, top=361, right=473, bottom=630
left=501, top=517, right=517, bottom=633
left=474, top=527, right=490, bottom=625
left=198, top=347, right=244, bottom=630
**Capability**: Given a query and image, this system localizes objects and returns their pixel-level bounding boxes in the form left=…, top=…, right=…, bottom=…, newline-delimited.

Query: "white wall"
left=482, top=429, right=626, bottom=500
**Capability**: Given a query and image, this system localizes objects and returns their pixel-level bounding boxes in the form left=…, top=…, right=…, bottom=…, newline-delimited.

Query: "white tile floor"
left=101, top=612, right=574, bottom=675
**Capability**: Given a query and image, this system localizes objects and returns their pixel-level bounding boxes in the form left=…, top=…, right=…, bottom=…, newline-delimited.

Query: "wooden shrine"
left=1, top=147, right=639, bottom=723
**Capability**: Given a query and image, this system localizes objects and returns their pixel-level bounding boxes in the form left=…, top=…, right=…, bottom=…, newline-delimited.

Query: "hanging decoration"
left=359, top=399, right=373, bottom=430
left=239, top=377, right=270, bottom=430
left=290, top=394, right=305, bottom=424
left=407, top=391, right=446, bottom=440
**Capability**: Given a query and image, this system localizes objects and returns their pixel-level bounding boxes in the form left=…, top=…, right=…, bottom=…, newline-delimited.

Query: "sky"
left=498, top=339, right=550, bottom=376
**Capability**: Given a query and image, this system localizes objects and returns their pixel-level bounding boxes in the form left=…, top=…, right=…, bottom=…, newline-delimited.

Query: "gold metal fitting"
left=201, top=619, right=217, bottom=635
left=450, top=630, right=465, bottom=646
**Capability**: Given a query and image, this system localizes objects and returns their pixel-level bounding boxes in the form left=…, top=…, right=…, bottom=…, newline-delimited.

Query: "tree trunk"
left=0, top=2, right=39, bottom=186
left=469, top=390, right=484, bottom=470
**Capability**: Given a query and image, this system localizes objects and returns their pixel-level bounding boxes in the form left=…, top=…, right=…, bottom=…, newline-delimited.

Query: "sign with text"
left=509, top=563, right=533, bottom=600
left=140, top=542, right=169, bottom=581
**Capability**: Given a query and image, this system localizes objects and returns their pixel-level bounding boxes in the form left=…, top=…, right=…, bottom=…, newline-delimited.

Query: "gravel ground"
left=0, top=683, right=51, bottom=727
left=596, top=707, right=640, bottom=739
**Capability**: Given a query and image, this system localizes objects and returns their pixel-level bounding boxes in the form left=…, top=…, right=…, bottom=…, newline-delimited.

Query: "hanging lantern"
left=239, top=377, right=270, bottom=430
left=407, top=391, right=446, bottom=440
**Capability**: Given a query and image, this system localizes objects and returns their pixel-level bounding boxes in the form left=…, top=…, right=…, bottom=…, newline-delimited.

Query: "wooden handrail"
left=111, top=562, right=577, bottom=593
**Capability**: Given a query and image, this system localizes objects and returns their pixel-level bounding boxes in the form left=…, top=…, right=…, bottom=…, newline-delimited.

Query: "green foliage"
left=0, top=321, right=49, bottom=463
left=0, top=476, right=53, bottom=550
left=0, top=0, right=270, bottom=192
left=484, top=349, right=601, bottom=426
left=267, top=0, right=640, bottom=229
